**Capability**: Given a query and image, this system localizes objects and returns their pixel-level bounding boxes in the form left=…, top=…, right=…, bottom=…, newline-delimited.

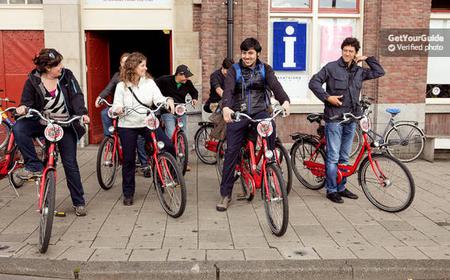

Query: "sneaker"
left=142, top=166, right=152, bottom=178
left=338, top=189, right=359, bottom=199
left=216, top=196, right=231, bottom=212
left=73, top=205, right=87, bottom=216
left=186, top=165, right=191, bottom=172
left=326, top=192, right=344, bottom=204
left=17, top=168, right=42, bottom=180
left=123, top=197, right=134, bottom=206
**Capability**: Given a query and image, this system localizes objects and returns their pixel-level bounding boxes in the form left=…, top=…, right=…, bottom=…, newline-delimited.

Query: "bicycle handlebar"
left=98, top=97, right=113, bottom=107
left=24, top=108, right=83, bottom=125
left=232, top=107, right=285, bottom=123
left=0, top=107, right=17, bottom=115
left=330, top=112, right=364, bottom=124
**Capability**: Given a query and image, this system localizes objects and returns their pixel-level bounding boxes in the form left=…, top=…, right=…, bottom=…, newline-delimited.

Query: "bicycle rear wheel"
left=262, top=164, right=288, bottom=236
left=290, top=138, right=326, bottom=190
left=8, top=146, right=25, bottom=188
left=194, top=124, right=217, bottom=165
left=385, top=123, right=425, bottom=162
left=154, top=152, right=186, bottom=218
left=0, top=122, right=10, bottom=150
left=176, top=131, right=188, bottom=175
left=274, top=139, right=293, bottom=195
left=216, top=140, right=226, bottom=178
left=96, top=137, right=119, bottom=190
left=358, top=153, right=415, bottom=212
left=38, top=170, right=55, bottom=253
left=350, top=127, right=362, bottom=158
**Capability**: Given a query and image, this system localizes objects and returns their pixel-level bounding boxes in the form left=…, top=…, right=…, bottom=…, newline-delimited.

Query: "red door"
left=0, top=31, right=44, bottom=102
left=86, top=31, right=110, bottom=144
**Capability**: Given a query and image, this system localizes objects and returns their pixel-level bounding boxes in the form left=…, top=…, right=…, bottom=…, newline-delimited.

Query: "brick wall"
left=200, top=0, right=268, bottom=102
left=363, top=0, right=431, bottom=104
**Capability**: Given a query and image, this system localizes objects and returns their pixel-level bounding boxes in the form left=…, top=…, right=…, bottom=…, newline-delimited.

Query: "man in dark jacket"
left=309, top=37, right=385, bottom=204
left=204, top=58, right=234, bottom=113
left=217, top=37, right=290, bottom=211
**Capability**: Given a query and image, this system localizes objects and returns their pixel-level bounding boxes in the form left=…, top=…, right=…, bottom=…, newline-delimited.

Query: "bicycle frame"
left=304, top=121, right=387, bottom=186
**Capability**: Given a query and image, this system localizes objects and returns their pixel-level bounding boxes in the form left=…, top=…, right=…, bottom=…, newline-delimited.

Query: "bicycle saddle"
left=386, top=108, right=401, bottom=115
left=307, top=113, right=324, bottom=123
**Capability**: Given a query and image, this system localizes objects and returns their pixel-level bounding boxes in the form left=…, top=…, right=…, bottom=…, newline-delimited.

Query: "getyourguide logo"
left=387, top=34, right=444, bottom=42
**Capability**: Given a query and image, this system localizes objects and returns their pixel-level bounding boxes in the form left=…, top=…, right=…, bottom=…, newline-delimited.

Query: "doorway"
left=86, top=30, right=172, bottom=144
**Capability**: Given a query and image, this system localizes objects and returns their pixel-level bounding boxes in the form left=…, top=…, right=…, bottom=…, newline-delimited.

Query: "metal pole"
left=226, top=0, right=234, bottom=59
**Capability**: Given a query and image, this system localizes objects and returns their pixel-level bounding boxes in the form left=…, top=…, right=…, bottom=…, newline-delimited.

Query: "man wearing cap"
left=155, top=65, right=199, bottom=170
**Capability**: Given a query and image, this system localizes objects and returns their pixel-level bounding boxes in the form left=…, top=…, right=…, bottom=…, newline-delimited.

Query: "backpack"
left=232, top=63, right=271, bottom=113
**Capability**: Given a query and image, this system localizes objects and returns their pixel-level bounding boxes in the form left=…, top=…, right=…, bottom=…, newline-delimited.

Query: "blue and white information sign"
left=273, top=22, right=307, bottom=71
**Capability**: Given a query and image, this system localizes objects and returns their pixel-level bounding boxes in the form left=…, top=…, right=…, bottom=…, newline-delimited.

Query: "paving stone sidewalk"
left=1, top=146, right=450, bottom=262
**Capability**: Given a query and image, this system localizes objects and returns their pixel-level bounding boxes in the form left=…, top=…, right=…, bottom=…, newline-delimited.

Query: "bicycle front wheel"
left=96, top=137, right=119, bottom=190
left=290, top=138, right=326, bottom=190
left=176, top=131, right=189, bottom=175
left=275, top=139, right=293, bottom=195
left=154, top=152, right=186, bottom=218
left=262, top=164, right=288, bottom=236
left=38, top=170, right=55, bottom=253
left=358, top=153, right=415, bottom=212
left=385, top=123, right=425, bottom=162
left=194, top=124, right=217, bottom=165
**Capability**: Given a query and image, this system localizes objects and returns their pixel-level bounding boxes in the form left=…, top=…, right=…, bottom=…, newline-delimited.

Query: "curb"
left=1, top=258, right=450, bottom=280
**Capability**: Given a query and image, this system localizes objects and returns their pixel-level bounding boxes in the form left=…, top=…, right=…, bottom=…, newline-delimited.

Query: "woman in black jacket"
left=13, top=48, right=90, bottom=216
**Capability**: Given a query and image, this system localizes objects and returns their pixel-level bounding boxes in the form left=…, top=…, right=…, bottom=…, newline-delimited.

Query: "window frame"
left=270, top=0, right=313, bottom=13
left=318, top=0, right=360, bottom=14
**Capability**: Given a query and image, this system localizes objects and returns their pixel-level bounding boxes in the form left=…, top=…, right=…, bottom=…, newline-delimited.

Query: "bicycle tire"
left=262, top=163, right=288, bottom=236
left=290, top=138, right=326, bottom=190
left=0, top=121, right=11, bottom=150
left=176, top=131, right=189, bottom=175
left=194, top=124, right=217, bottom=165
left=8, top=146, right=25, bottom=188
left=358, top=153, right=415, bottom=212
left=239, top=157, right=255, bottom=201
left=350, top=126, right=363, bottom=158
left=384, top=123, right=425, bottom=162
left=275, top=139, right=293, bottom=195
left=154, top=152, right=186, bottom=218
left=216, top=140, right=226, bottom=178
left=96, top=137, right=119, bottom=190
left=38, top=170, right=55, bottom=253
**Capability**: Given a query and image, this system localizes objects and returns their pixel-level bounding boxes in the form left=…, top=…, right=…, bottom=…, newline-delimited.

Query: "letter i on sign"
left=283, top=25, right=296, bottom=68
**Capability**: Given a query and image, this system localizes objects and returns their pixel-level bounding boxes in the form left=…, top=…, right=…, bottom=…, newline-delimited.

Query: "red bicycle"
left=290, top=110, right=415, bottom=212
left=123, top=104, right=187, bottom=218
left=0, top=106, right=27, bottom=194
left=96, top=98, right=123, bottom=190
left=220, top=108, right=289, bottom=236
left=24, top=108, right=85, bottom=253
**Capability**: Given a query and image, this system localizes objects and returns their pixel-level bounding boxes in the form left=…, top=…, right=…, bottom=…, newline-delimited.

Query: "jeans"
left=102, top=108, right=147, bottom=166
left=161, top=113, right=188, bottom=140
left=118, top=127, right=175, bottom=199
left=13, top=118, right=86, bottom=206
left=219, top=111, right=276, bottom=198
left=325, top=121, right=356, bottom=194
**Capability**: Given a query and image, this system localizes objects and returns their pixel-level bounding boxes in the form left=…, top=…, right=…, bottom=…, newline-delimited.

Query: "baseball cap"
left=175, top=64, right=193, bottom=77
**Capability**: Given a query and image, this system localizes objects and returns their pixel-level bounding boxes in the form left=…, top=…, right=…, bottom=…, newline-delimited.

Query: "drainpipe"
left=226, top=0, right=234, bottom=59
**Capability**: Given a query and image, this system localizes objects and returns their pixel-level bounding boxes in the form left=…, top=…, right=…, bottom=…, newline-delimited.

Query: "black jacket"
left=20, top=68, right=88, bottom=139
left=222, top=59, right=290, bottom=116
left=99, top=72, right=120, bottom=99
left=309, top=56, right=385, bottom=121
left=208, top=68, right=225, bottom=103
left=155, top=75, right=199, bottom=114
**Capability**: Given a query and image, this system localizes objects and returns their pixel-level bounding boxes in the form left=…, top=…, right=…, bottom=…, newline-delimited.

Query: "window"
left=271, top=0, right=311, bottom=12
left=0, top=0, right=42, bottom=3
left=319, top=0, right=359, bottom=13
left=432, top=0, right=450, bottom=11
left=318, top=18, right=357, bottom=67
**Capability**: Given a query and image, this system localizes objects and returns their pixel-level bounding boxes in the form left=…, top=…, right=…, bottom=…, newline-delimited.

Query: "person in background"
left=204, top=58, right=234, bottom=113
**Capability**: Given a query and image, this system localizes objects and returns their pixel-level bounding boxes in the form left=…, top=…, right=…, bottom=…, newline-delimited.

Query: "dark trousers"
left=13, top=118, right=86, bottom=206
left=219, top=111, right=276, bottom=198
left=118, top=126, right=175, bottom=198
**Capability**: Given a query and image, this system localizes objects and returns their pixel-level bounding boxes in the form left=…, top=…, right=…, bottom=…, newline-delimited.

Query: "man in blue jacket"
left=309, top=37, right=385, bottom=204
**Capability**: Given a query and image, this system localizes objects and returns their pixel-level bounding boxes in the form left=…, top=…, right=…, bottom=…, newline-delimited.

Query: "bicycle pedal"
left=54, top=211, right=66, bottom=217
